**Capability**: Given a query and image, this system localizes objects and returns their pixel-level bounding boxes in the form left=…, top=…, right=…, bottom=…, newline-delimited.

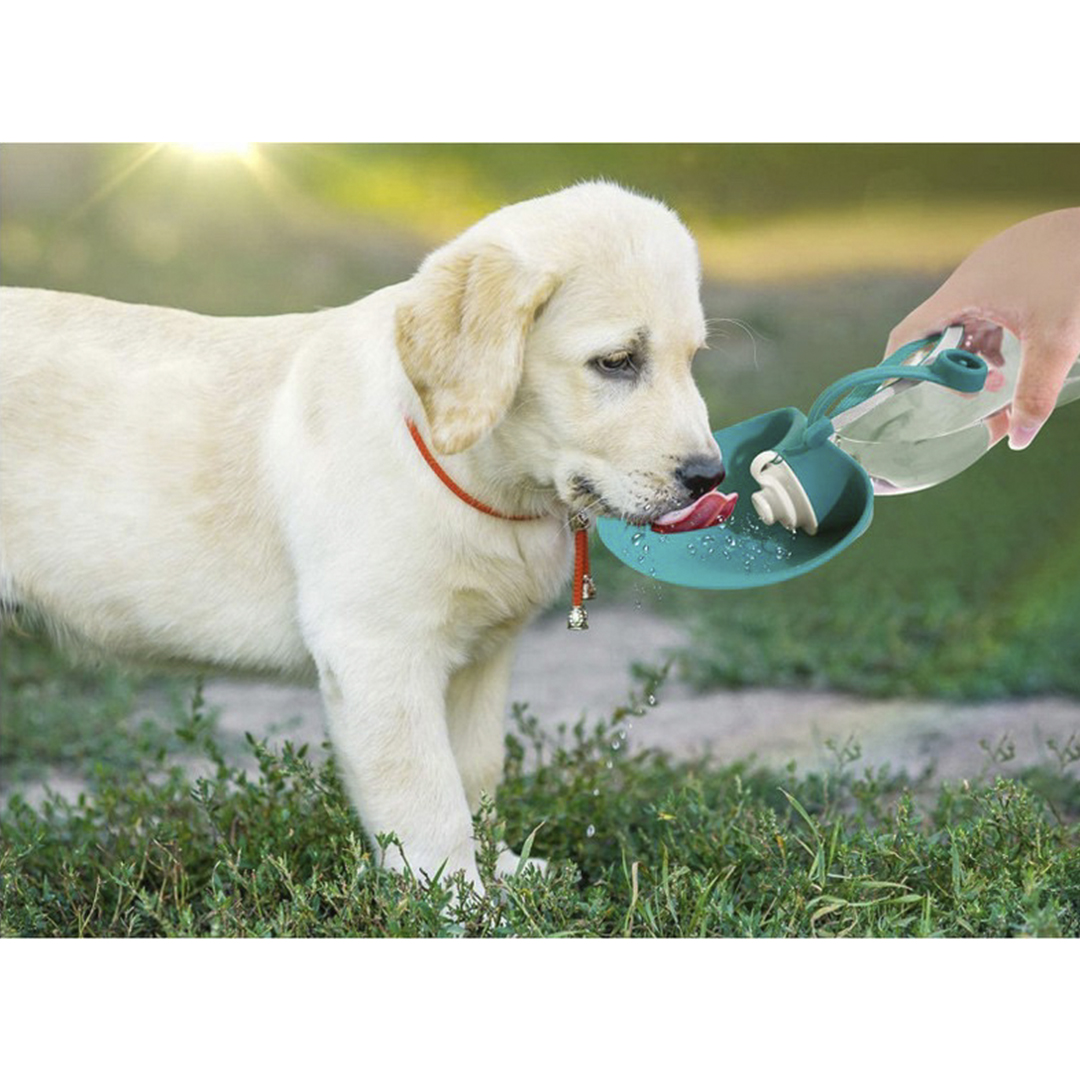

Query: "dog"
left=0, top=181, right=723, bottom=889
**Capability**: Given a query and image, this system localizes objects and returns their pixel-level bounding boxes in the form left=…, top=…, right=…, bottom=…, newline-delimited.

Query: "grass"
left=0, top=630, right=183, bottom=784
left=2, top=652, right=1078, bottom=938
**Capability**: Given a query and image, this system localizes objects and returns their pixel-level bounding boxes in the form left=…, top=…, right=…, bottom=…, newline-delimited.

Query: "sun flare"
left=176, top=141, right=257, bottom=161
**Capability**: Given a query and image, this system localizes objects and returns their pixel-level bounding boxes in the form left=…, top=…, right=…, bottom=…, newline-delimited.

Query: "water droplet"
left=631, top=532, right=644, bottom=546
left=725, top=534, right=737, bottom=547
left=586, top=824, right=596, bottom=838
left=646, top=693, right=657, bottom=707
left=687, top=543, right=697, bottom=555
left=592, top=788, right=600, bottom=797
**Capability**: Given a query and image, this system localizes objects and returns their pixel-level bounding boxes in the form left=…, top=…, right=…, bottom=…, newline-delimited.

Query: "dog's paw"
left=494, top=846, right=549, bottom=881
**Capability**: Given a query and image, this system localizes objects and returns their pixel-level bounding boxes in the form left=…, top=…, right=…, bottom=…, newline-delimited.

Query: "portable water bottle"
left=596, top=320, right=1080, bottom=589
left=751, top=320, right=1080, bottom=533
left=828, top=321, right=1080, bottom=497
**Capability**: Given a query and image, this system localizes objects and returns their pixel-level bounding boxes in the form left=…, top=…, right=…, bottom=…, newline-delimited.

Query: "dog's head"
left=395, top=181, right=723, bottom=525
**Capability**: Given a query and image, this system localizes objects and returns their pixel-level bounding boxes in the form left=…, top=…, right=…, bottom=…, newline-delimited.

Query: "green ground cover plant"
left=3, top=658, right=1078, bottom=938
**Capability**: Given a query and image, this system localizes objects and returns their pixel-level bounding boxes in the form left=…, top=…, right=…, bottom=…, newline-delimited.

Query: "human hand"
left=885, top=207, right=1080, bottom=450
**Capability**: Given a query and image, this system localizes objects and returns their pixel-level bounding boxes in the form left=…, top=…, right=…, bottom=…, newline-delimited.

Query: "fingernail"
left=1008, top=419, right=1042, bottom=451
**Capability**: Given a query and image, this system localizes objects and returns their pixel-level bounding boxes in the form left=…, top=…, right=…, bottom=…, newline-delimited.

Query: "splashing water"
left=619, top=500, right=803, bottom=581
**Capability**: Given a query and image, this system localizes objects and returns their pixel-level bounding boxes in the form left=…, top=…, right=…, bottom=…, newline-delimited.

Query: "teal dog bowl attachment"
left=596, top=339, right=988, bottom=590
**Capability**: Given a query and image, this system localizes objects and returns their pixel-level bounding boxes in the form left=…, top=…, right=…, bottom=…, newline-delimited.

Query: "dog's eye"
left=592, top=351, right=636, bottom=376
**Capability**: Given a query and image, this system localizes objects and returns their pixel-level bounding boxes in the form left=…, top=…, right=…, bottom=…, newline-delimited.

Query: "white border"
left=2, top=939, right=1079, bottom=1072
left=2, top=4, right=1075, bottom=141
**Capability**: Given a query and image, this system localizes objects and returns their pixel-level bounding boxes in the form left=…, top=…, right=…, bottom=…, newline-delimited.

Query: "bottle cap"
left=749, top=451, right=819, bottom=534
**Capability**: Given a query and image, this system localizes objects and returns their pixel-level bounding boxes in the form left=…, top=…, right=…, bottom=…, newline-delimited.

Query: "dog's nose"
left=676, top=454, right=726, bottom=501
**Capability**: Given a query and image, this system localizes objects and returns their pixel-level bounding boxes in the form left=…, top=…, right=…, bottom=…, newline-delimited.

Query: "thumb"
left=1009, top=331, right=1080, bottom=450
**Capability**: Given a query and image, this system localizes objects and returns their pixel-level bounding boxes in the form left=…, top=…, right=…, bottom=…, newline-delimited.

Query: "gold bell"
left=567, top=605, right=589, bottom=630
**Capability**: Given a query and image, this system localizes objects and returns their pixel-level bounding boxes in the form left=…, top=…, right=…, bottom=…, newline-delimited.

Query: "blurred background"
left=3, top=143, right=1079, bottom=790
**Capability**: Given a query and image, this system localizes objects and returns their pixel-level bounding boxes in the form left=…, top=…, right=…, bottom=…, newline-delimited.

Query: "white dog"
left=0, top=181, right=723, bottom=888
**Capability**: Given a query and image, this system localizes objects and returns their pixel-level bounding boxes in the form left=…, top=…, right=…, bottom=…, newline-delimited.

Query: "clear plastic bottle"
left=830, top=320, right=1080, bottom=495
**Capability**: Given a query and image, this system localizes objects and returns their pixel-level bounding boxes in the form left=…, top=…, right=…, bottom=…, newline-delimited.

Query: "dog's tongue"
left=650, top=489, right=739, bottom=533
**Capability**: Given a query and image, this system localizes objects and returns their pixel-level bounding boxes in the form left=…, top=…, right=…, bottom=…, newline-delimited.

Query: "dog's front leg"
left=313, top=639, right=481, bottom=890
left=446, top=630, right=521, bottom=815
left=446, top=628, right=547, bottom=880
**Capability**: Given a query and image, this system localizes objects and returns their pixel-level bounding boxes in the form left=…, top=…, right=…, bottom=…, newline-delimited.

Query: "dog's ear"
left=395, top=242, right=557, bottom=454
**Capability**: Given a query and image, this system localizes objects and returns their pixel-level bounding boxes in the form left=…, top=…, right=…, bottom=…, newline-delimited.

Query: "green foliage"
left=0, top=630, right=173, bottom=782
left=3, top=675, right=1078, bottom=938
left=275, top=143, right=1080, bottom=225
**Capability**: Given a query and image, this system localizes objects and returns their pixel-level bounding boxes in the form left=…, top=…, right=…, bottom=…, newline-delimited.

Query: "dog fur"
left=0, top=181, right=722, bottom=888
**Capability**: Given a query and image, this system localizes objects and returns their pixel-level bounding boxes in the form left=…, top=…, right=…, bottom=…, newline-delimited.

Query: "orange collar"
left=405, top=417, right=594, bottom=629
left=405, top=418, right=541, bottom=522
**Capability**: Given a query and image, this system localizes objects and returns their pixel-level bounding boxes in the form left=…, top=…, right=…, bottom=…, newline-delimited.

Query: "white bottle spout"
left=750, top=451, right=819, bottom=535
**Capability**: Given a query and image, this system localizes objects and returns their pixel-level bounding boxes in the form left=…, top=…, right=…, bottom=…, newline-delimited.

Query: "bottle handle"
left=805, top=344, right=988, bottom=431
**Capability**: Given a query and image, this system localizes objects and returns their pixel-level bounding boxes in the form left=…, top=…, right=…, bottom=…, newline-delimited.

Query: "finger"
left=1009, top=333, right=1080, bottom=450
left=986, top=407, right=1011, bottom=447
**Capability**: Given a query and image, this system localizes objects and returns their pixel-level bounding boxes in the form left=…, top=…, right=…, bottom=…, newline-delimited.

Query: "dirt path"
left=10, top=606, right=1077, bottom=810
left=198, top=605, right=1080, bottom=783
